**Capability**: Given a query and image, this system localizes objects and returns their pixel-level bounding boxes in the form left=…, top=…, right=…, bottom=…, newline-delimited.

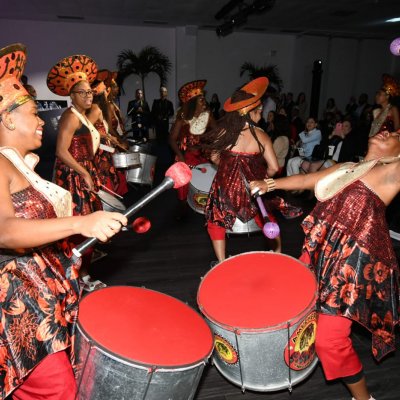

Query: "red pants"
left=12, top=351, right=76, bottom=399
left=207, top=214, right=264, bottom=240
left=316, top=314, right=363, bottom=381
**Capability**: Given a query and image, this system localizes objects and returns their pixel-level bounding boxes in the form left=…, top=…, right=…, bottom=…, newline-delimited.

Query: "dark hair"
left=297, top=92, right=306, bottom=104
left=91, top=81, right=112, bottom=128
left=201, top=90, right=264, bottom=153
left=270, top=114, right=290, bottom=141
left=327, top=98, right=335, bottom=108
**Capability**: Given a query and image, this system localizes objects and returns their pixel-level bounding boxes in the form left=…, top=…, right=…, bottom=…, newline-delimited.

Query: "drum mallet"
left=253, top=190, right=280, bottom=239
left=72, top=162, right=192, bottom=258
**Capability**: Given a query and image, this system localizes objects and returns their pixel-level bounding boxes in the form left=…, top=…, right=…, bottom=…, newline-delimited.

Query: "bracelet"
left=263, top=178, right=276, bottom=192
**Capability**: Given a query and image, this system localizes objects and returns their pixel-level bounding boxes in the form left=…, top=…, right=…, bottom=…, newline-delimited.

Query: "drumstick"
left=191, top=166, right=207, bottom=173
left=253, top=190, right=280, bottom=239
left=100, top=184, right=124, bottom=200
left=72, top=162, right=192, bottom=258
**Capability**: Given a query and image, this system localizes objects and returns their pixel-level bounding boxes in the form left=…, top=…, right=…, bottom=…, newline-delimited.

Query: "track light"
left=215, top=0, right=275, bottom=37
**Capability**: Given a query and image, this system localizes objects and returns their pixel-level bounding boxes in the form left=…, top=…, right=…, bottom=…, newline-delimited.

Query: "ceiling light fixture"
left=215, top=0, right=275, bottom=37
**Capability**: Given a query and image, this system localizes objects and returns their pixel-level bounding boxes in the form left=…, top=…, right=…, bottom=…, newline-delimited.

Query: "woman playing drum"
left=0, top=43, right=126, bottom=400
left=250, top=130, right=400, bottom=400
left=202, top=77, right=279, bottom=263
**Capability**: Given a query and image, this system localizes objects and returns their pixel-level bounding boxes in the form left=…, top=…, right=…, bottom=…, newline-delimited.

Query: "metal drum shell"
left=75, top=286, right=214, bottom=400
left=187, top=163, right=217, bottom=214
left=112, top=152, right=140, bottom=168
left=75, top=325, right=208, bottom=400
left=228, top=217, right=261, bottom=235
left=197, top=252, right=319, bottom=392
left=126, top=153, right=157, bottom=185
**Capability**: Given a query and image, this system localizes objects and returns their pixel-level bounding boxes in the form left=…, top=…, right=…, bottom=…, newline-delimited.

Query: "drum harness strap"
left=233, top=329, right=246, bottom=392
left=287, top=322, right=293, bottom=392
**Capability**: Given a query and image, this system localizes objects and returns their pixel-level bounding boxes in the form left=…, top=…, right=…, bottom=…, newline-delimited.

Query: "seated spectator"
left=286, top=117, right=321, bottom=176
left=323, top=97, right=338, bottom=120
left=300, top=119, right=355, bottom=174
left=270, top=114, right=290, bottom=175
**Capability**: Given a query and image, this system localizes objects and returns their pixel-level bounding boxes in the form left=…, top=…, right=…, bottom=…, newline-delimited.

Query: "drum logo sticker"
left=214, top=334, right=238, bottom=365
left=193, top=193, right=208, bottom=209
left=284, top=311, right=317, bottom=371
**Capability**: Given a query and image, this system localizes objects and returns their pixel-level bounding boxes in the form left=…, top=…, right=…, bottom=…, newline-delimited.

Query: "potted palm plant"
left=117, top=46, right=172, bottom=98
left=240, top=62, right=283, bottom=92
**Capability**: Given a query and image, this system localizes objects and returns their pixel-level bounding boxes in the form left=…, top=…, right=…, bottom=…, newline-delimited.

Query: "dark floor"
left=88, top=143, right=400, bottom=400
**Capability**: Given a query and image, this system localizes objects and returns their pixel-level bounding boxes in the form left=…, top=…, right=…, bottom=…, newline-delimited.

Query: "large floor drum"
left=75, top=286, right=214, bottom=399
left=197, top=252, right=318, bottom=392
left=187, top=163, right=217, bottom=214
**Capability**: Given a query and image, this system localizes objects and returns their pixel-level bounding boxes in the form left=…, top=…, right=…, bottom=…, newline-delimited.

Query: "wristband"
left=264, top=178, right=276, bottom=192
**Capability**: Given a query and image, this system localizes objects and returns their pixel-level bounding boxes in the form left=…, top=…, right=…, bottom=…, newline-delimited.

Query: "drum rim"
left=78, top=286, right=214, bottom=368
left=97, top=190, right=126, bottom=211
left=197, top=251, right=318, bottom=332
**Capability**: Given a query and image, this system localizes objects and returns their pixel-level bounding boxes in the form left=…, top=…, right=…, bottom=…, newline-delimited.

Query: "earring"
left=9, top=124, right=15, bottom=130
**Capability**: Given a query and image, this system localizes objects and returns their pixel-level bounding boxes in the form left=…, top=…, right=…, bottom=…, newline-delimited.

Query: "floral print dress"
left=300, top=180, right=399, bottom=360
left=0, top=186, right=80, bottom=399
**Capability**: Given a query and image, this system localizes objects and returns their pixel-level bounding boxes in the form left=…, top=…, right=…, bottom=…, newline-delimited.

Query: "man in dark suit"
left=151, top=86, right=174, bottom=142
left=127, top=89, right=151, bottom=140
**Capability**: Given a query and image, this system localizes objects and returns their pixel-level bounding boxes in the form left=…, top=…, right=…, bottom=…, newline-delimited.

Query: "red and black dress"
left=300, top=179, right=399, bottom=361
left=93, top=121, right=120, bottom=193
left=205, top=150, right=267, bottom=234
left=54, top=125, right=102, bottom=216
left=0, top=186, right=80, bottom=399
left=177, top=123, right=208, bottom=200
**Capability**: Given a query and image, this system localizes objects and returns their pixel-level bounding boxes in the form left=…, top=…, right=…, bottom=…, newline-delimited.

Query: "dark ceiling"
left=2, top=0, right=400, bottom=39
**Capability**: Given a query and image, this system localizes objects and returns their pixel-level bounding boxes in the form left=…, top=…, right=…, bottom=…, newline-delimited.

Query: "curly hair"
left=201, top=90, right=264, bottom=153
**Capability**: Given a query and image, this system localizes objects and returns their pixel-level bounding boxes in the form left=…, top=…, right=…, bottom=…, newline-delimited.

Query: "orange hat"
left=0, top=43, right=31, bottom=115
left=92, top=81, right=107, bottom=96
left=97, top=69, right=118, bottom=88
left=47, top=54, right=98, bottom=96
left=381, top=74, right=400, bottom=97
left=178, top=80, right=207, bottom=103
left=224, top=77, right=269, bottom=115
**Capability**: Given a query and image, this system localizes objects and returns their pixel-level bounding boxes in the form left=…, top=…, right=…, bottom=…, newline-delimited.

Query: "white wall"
left=196, top=30, right=296, bottom=105
left=0, top=18, right=397, bottom=120
left=0, top=19, right=176, bottom=114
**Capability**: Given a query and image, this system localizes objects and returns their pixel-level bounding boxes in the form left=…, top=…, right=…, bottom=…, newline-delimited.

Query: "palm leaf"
left=239, top=62, right=283, bottom=92
left=116, top=46, right=172, bottom=95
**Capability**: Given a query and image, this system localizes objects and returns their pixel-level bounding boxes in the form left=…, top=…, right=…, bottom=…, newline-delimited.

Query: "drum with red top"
left=197, top=252, right=318, bottom=392
left=75, top=286, right=213, bottom=399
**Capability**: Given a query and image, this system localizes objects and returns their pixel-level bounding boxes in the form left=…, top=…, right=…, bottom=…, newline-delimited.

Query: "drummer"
left=250, top=130, right=400, bottom=400
left=96, top=69, right=129, bottom=195
left=169, top=80, right=215, bottom=219
left=202, top=78, right=279, bottom=263
left=47, top=54, right=106, bottom=291
left=0, top=43, right=127, bottom=399
left=88, top=79, right=125, bottom=195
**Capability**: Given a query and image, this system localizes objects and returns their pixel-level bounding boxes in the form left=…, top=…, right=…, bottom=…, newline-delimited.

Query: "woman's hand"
left=249, top=179, right=276, bottom=196
left=78, top=211, right=128, bottom=242
left=81, top=171, right=95, bottom=191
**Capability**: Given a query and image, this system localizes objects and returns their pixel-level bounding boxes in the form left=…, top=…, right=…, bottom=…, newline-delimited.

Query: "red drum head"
left=78, top=286, right=213, bottom=367
left=197, top=252, right=317, bottom=331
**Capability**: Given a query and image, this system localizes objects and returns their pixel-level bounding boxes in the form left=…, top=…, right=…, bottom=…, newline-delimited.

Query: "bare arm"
left=0, top=160, right=127, bottom=248
left=392, top=106, right=400, bottom=131
left=250, top=162, right=342, bottom=195
left=257, top=129, right=279, bottom=177
left=168, top=118, right=185, bottom=162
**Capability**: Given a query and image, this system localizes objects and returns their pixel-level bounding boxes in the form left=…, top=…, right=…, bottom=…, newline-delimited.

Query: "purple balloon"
left=263, top=222, right=280, bottom=239
left=390, top=38, right=400, bottom=56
